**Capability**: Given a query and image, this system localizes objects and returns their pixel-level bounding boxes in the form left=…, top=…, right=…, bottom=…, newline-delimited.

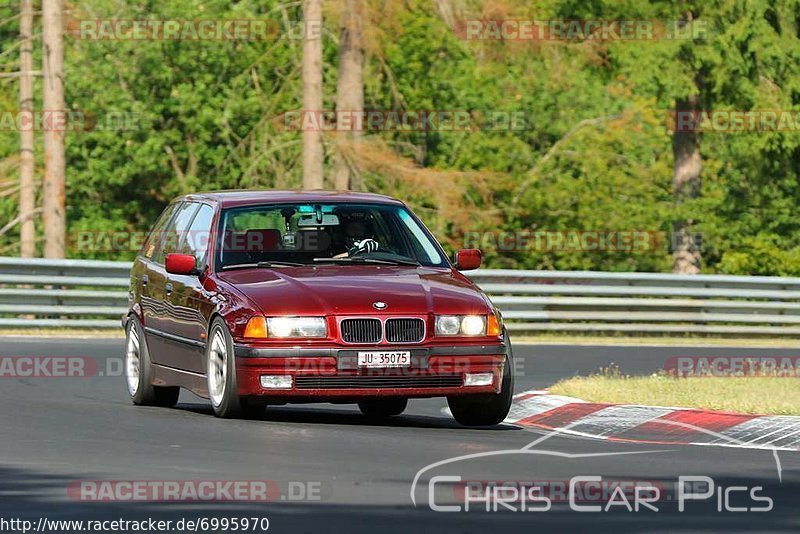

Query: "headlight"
left=266, top=317, right=327, bottom=338
left=435, top=315, right=461, bottom=336
left=435, top=315, right=486, bottom=336
left=460, top=315, right=486, bottom=336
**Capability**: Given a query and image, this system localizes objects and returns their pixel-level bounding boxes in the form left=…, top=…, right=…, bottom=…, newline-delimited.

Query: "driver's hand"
left=348, top=238, right=379, bottom=256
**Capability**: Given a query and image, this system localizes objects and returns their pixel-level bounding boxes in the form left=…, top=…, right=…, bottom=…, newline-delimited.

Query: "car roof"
left=178, top=189, right=405, bottom=208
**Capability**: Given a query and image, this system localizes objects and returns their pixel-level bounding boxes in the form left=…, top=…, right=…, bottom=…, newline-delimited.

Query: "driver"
left=334, top=212, right=379, bottom=258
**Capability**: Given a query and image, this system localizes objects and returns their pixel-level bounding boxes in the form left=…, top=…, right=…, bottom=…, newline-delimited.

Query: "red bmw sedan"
left=123, top=190, right=513, bottom=425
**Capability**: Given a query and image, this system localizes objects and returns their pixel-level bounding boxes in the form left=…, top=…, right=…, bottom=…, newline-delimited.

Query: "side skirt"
left=151, top=363, right=208, bottom=399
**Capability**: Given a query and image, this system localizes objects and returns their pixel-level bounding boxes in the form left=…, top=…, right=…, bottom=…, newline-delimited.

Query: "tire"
left=448, top=331, right=514, bottom=426
left=125, top=317, right=179, bottom=407
left=358, top=398, right=408, bottom=418
left=206, top=317, right=266, bottom=418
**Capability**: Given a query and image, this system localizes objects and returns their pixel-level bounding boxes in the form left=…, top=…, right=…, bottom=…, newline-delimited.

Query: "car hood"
left=217, top=266, right=492, bottom=316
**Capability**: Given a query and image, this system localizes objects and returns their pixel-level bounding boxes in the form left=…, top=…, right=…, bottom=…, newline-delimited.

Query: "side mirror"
left=165, top=253, right=199, bottom=275
left=454, top=249, right=482, bottom=271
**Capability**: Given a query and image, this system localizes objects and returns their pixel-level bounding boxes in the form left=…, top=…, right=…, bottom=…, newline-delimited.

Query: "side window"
left=396, top=208, right=443, bottom=265
left=141, top=203, right=179, bottom=261
left=154, top=202, right=199, bottom=265
left=182, top=204, right=215, bottom=267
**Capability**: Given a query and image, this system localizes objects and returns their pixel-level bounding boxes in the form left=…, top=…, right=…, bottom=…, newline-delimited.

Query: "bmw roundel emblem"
left=373, top=301, right=388, bottom=310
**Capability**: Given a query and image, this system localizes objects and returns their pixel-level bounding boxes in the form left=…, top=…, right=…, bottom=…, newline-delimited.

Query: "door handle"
left=141, top=275, right=149, bottom=287
left=165, top=283, right=173, bottom=295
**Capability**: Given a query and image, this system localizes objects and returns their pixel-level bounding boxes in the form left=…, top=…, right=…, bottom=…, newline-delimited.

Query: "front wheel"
left=448, top=333, right=514, bottom=426
left=206, top=317, right=266, bottom=419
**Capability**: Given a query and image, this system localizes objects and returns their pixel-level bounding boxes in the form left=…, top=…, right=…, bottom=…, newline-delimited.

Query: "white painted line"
left=768, top=426, right=800, bottom=449
left=743, top=420, right=800, bottom=446
left=512, top=424, right=800, bottom=452
left=519, top=417, right=800, bottom=452
left=512, top=389, right=549, bottom=398
left=714, top=416, right=797, bottom=446
left=689, top=441, right=799, bottom=453
left=505, top=394, right=583, bottom=424
left=564, top=405, right=673, bottom=437
left=716, top=417, right=800, bottom=448
left=447, top=391, right=800, bottom=453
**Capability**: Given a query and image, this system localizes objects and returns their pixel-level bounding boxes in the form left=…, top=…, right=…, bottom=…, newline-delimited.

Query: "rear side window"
left=141, top=203, right=179, bottom=261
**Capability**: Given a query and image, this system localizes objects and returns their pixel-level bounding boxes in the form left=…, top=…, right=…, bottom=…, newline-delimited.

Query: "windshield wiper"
left=221, top=261, right=305, bottom=271
left=312, top=257, right=420, bottom=266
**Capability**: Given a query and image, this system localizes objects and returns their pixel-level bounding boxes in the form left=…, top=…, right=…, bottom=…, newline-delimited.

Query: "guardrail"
left=468, top=270, right=800, bottom=335
left=0, top=257, right=130, bottom=329
left=2, top=257, right=800, bottom=335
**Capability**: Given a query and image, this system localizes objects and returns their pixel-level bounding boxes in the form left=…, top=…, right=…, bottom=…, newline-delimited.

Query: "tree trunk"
left=672, top=96, right=702, bottom=274
left=433, top=0, right=455, bottom=29
left=42, top=0, right=66, bottom=258
left=19, top=0, right=35, bottom=257
left=333, top=0, right=364, bottom=190
left=302, top=0, right=324, bottom=190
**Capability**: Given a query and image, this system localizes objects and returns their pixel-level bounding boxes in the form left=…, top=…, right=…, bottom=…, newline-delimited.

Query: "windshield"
left=216, top=202, right=449, bottom=270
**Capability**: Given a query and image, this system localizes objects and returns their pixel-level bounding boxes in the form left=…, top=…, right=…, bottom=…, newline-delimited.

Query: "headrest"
left=293, top=228, right=331, bottom=252
left=222, top=229, right=280, bottom=253
left=243, top=229, right=280, bottom=252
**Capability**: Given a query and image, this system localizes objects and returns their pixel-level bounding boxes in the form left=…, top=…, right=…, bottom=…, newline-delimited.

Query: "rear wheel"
left=207, top=317, right=266, bottom=418
left=448, top=332, right=514, bottom=426
left=358, top=398, right=408, bottom=419
left=125, top=317, right=179, bottom=407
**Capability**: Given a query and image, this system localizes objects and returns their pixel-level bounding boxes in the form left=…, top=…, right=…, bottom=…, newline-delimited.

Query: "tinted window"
left=182, top=204, right=215, bottom=266
left=154, top=202, right=199, bottom=264
left=141, top=202, right=179, bottom=261
left=217, top=203, right=448, bottom=269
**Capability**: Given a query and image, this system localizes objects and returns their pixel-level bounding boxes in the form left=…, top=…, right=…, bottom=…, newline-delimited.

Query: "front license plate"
left=357, top=351, right=411, bottom=368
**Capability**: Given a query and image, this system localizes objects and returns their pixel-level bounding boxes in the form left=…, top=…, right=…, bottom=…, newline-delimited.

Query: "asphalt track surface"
left=0, top=336, right=798, bottom=533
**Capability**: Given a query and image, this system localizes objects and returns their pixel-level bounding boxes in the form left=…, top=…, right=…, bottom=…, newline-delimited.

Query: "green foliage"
left=0, top=0, right=799, bottom=274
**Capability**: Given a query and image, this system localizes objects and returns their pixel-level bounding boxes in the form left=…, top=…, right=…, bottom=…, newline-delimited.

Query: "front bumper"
left=233, top=343, right=507, bottom=400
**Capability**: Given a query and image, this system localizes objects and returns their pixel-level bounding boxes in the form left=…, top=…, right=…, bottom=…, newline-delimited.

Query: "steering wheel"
left=348, top=238, right=380, bottom=256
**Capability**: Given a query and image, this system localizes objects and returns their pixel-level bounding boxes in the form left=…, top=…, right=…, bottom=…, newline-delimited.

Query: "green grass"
left=551, top=372, right=800, bottom=416
left=511, top=334, right=800, bottom=348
